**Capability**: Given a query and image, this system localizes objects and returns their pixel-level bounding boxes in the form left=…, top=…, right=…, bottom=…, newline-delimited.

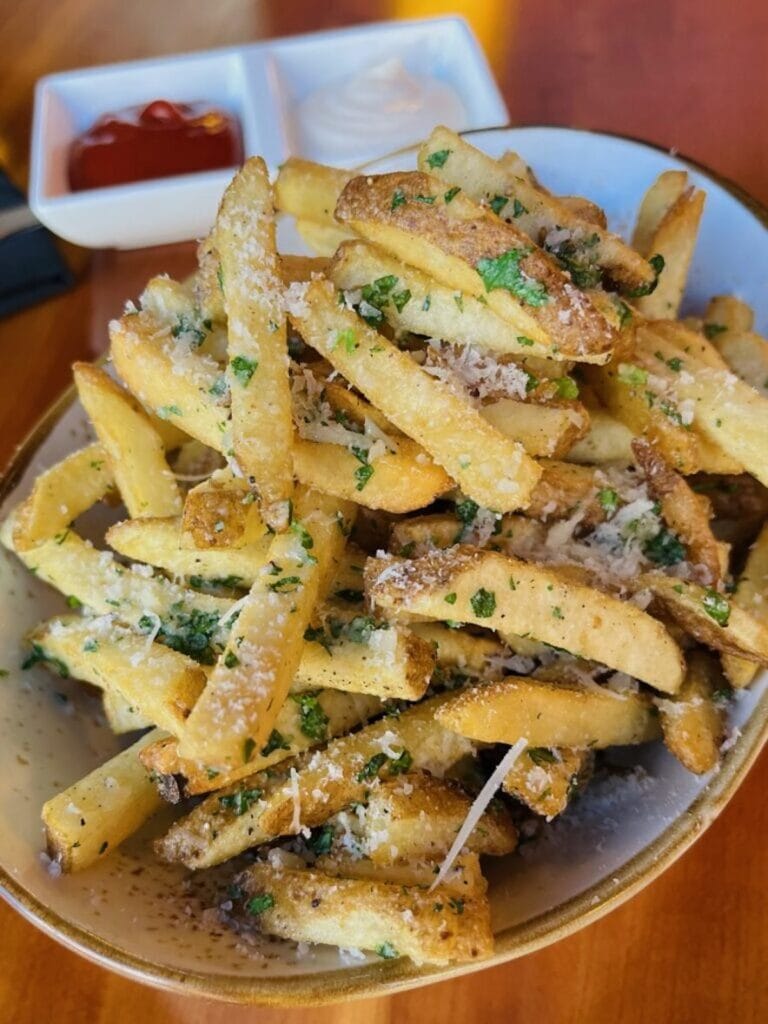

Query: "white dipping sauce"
left=295, top=58, right=467, bottom=165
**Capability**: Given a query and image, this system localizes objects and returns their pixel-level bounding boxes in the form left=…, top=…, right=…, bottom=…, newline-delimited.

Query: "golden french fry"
left=180, top=468, right=269, bottom=550
left=366, top=548, right=685, bottom=693
left=216, top=158, right=293, bottom=519
left=289, top=278, right=542, bottom=512
left=102, top=690, right=152, bottom=735
left=42, top=729, right=165, bottom=872
left=502, top=747, right=593, bottom=819
left=275, top=157, right=353, bottom=226
left=631, top=170, right=688, bottom=256
left=656, top=651, right=724, bottom=774
left=722, top=522, right=768, bottom=687
left=74, top=363, right=182, bottom=518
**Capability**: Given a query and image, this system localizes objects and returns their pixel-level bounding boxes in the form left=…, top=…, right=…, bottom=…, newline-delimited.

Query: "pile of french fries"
left=5, top=125, right=768, bottom=968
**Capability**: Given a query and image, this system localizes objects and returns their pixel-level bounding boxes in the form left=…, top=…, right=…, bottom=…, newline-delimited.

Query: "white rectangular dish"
left=29, top=17, right=508, bottom=250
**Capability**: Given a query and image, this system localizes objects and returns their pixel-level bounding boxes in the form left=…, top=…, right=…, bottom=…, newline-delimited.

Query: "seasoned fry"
left=330, top=239, right=556, bottom=360
left=28, top=616, right=206, bottom=735
left=704, top=297, right=768, bottom=395
left=12, top=443, right=114, bottom=551
left=140, top=690, right=382, bottom=796
left=178, top=489, right=354, bottom=767
left=216, top=157, right=293, bottom=520
left=656, top=651, right=724, bottom=774
left=366, top=548, right=684, bottom=693
left=295, top=219, right=354, bottom=257
left=181, top=468, right=269, bottom=550
left=106, top=516, right=271, bottom=585
left=289, top=278, right=542, bottom=511
left=102, top=689, right=152, bottom=734
left=435, top=675, right=659, bottom=748
left=73, top=363, right=182, bottom=518
left=235, top=856, right=493, bottom=966
left=721, top=523, right=768, bottom=687
left=157, top=694, right=474, bottom=869
left=566, top=404, right=635, bottom=466
left=480, top=398, right=589, bottom=458
left=335, top=171, right=618, bottom=362
left=643, top=572, right=768, bottom=664
left=418, top=126, right=654, bottom=292
left=502, top=747, right=594, bottom=819
left=42, top=729, right=165, bottom=872
left=275, top=157, right=353, bottom=226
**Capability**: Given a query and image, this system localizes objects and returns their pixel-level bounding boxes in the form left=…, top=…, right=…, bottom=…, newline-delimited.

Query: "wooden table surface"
left=2, top=1, right=768, bottom=1020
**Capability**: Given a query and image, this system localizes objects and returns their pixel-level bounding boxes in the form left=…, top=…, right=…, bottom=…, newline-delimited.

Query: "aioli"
left=295, top=58, right=467, bottom=165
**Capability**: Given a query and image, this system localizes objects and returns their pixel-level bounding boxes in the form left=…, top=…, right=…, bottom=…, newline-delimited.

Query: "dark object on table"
left=68, top=100, right=243, bottom=191
left=0, top=171, right=73, bottom=318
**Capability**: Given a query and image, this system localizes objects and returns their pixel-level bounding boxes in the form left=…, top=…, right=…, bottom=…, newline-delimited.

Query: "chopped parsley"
left=21, top=644, right=69, bottom=677
left=243, top=737, right=256, bottom=763
left=528, top=748, right=558, bottom=766
left=444, top=592, right=457, bottom=605
left=291, top=690, right=330, bottom=741
left=389, top=748, right=413, bottom=775
left=512, top=197, right=527, bottom=218
left=598, top=488, right=619, bottom=514
left=171, top=311, right=211, bottom=346
left=230, top=355, right=258, bottom=386
left=219, top=788, right=262, bottom=815
left=307, top=824, right=334, bottom=855
left=138, top=607, right=223, bottom=664
left=613, top=297, right=633, bottom=328
left=547, top=231, right=601, bottom=289
left=444, top=186, right=461, bottom=203
left=618, top=363, right=648, bottom=387
left=643, top=529, right=686, bottom=566
left=66, top=594, right=82, bottom=609
left=391, top=188, right=406, bottom=211
left=209, top=375, right=228, bottom=399
left=489, top=195, right=509, bottom=216
left=356, top=752, right=389, bottom=782
left=351, top=446, right=374, bottom=491
left=245, top=893, right=275, bottom=916
left=702, top=589, right=731, bottom=627
left=455, top=497, right=479, bottom=525
left=413, top=194, right=436, bottom=204
left=157, top=404, right=182, bottom=419
left=267, top=576, right=302, bottom=593
left=376, top=942, right=398, bottom=959
left=335, top=328, right=358, bottom=353
left=517, top=335, right=535, bottom=347
left=470, top=588, right=496, bottom=618
left=261, top=729, right=291, bottom=757
left=626, top=254, right=665, bottom=298
left=448, top=897, right=465, bottom=915
left=224, top=651, right=240, bottom=669
left=426, top=149, right=451, bottom=168
left=554, top=377, right=579, bottom=399
left=552, top=606, right=565, bottom=620
left=703, top=322, right=727, bottom=340
left=476, top=248, right=549, bottom=307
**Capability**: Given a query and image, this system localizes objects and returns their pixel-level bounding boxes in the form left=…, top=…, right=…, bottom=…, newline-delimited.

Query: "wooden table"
left=2, top=1, right=768, bottom=1020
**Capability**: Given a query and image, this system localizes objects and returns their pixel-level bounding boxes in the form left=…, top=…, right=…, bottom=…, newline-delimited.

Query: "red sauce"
left=68, top=99, right=243, bottom=191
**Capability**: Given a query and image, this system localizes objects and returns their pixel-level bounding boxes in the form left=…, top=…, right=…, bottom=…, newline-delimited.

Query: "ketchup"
left=68, top=100, right=243, bottom=191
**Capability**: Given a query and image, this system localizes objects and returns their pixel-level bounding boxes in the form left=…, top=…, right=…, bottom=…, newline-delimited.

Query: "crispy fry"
left=181, top=468, right=269, bottom=550
left=722, top=523, right=768, bottom=687
left=502, top=747, right=594, bottom=819
left=289, top=278, right=542, bottom=511
left=216, top=158, right=293, bottom=519
left=42, top=729, right=165, bottom=872
left=12, top=444, right=114, bottom=551
left=335, top=171, right=618, bottom=362
left=74, top=363, right=182, bottom=518
left=418, top=126, right=654, bottom=292
left=657, top=651, right=724, bottom=774
left=178, top=489, right=354, bottom=767
left=366, top=548, right=685, bottom=693
left=480, top=398, right=589, bottom=458
left=275, top=157, right=353, bottom=226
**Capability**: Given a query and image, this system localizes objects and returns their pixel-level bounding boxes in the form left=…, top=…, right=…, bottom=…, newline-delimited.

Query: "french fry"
left=410, top=622, right=506, bottom=674
left=502, top=746, right=594, bottom=819
left=42, top=729, right=165, bottom=872
left=106, top=516, right=270, bottom=585
left=279, top=253, right=330, bottom=284
left=178, top=489, right=354, bottom=767
left=138, top=274, right=228, bottom=364
left=140, top=689, right=382, bottom=796
left=73, top=363, right=182, bottom=518
left=295, top=219, right=354, bottom=257
left=636, top=328, right=768, bottom=485
left=299, top=610, right=434, bottom=700
left=335, top=171, right=618, bottom=362
left=330, top=239, right=557, bottom=360
left=643, top=572, right=768, bottom=664
left=156, top=694, right=474, bottom=869
left=632, top=170, right=688, bottom=256
left=293, top=437, right=453, bottom=513
left=656, top=651, right=724, bottom=774
left=365, top=548, right=685, bottom=693
left=1, top=515, right=230, bottom=634
left=102, top=690, right=152, bottom=735
left=418, top=126, right=654, bottom=292
left=704, top=295, right=754, bottom=337
left=632, top=438, right=724, bottom=583
left=289, top=279, right=542, bottom=511
left=721, top=523, right=768, bottom=687
left=435, top=676, right=660, bottom=748
left=566, top=403, right=634, bottom=466
left=194, top=232, right=226, bottom=323
left=358, top=773, right=517, bottom=864
left=234, top=855, right=493, bottom=966
left=480, top=397, right=589, bottom=458
left=275, top=157, right=353, bottom=227
left=633, top=175, right=705, bottom=319
left=180, top=468, right=270, bottom=550
left=12, top=444, right=114, bottom=551
left=110, top=310, right=227, bottom=451
left=216, top=158, right=293, bottom=519
left=28, top=616, right=206, bottom=735
left=704, top=297, right=768, bottom=395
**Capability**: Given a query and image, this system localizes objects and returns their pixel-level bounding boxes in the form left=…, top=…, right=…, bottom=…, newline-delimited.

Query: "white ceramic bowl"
left=29, top=17, right=507, bottom=250
left=2, top=126, right=767, bottom=1005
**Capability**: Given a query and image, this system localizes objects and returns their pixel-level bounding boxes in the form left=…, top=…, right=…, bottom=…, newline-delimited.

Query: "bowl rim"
left=2, top=123, right=768, bottom=1006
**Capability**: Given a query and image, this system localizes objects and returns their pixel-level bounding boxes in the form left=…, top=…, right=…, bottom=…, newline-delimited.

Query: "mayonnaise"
left=294, top=58, right=467, bottom=165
